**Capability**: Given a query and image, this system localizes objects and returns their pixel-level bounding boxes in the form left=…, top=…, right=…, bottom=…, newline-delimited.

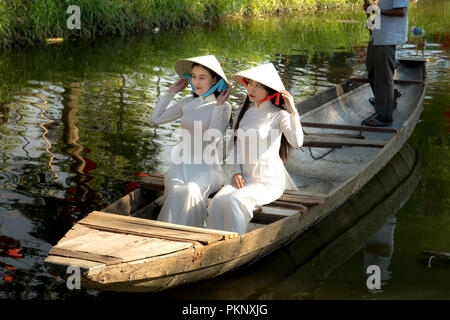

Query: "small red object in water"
left=8, top=248, right=22, bottom=259
left=3, top=273, right=17, bottom=282
left=66, top=187, right=77, bottom=195
left=82, top=157, right=97, bottom=174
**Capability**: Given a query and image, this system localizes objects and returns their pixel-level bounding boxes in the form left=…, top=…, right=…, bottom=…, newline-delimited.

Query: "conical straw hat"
left=174, top=55, right=228, bottom=82
left=232, top=63, right=285, bottom=92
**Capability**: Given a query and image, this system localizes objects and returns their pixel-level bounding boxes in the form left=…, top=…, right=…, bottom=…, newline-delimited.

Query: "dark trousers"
left=366, top=39, right=396, bottom=122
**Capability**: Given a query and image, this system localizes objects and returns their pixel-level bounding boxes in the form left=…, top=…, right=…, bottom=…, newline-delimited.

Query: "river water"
left=0, top=1, right=448, bottom=300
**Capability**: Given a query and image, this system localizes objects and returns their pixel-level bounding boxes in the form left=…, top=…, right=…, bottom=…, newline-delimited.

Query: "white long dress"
left=206, top=100, right=303, bottom=234
left=150, top=91, right=231, bottom=227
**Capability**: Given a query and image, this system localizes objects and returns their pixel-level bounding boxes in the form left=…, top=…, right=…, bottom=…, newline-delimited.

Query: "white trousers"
left=207, top=182, right=283, bottom=234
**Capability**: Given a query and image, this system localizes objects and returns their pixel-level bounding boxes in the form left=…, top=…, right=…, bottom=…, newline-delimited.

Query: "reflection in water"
left=0, top=103, right=8, bottom=123
left=61, top=83, right=101, bottom=203
left=36, top=98, right=57, bottom=181
left=364, top=216, right=396, bottom=293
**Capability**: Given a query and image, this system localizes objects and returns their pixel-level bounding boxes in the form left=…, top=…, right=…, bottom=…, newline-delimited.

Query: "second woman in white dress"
left=206, top=63, right=303, bottom=234
left=150, top=55, right=232, bottom=227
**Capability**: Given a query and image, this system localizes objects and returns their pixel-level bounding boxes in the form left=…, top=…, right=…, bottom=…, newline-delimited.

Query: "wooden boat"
left=44, top=57, right=427, bottom=292
left=140, top=144, right=420, bottom=299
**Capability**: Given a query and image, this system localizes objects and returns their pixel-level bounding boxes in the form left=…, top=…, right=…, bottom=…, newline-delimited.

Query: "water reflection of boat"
left=44, top=58, right=427, bottom=293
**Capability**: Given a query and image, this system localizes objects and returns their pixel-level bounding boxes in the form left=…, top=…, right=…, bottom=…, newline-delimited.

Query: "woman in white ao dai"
left=150, top=55, right=231, bottom=227
left=207, top=63, right=303, bottom=234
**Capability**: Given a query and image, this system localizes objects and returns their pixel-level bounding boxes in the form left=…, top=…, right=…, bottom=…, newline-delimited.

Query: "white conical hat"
left=232, top=63, right=285, bottom=92
left=174, top=55, right=228, bottom=82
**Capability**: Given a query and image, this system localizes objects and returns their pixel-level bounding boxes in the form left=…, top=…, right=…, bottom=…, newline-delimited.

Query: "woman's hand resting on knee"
left=231, top=174, right=245, bottom=189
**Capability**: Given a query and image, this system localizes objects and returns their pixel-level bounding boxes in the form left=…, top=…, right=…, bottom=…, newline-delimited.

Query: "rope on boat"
left=307, top=146, right=336, bottom=160
left=302, top=129, right=337, bottom=160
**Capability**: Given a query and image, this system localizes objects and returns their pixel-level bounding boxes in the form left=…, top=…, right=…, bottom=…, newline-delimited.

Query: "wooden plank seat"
left=138, top=174, right=324, bottom=225
left=139, top=174, right=326, bottom=206
left=79, top=211, right=237, bottom=245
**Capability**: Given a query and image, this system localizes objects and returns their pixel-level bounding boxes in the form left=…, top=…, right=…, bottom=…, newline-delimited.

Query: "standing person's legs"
left=366, top=39, right=375, bottom=94
left=373, top=44, right=396, bottom=123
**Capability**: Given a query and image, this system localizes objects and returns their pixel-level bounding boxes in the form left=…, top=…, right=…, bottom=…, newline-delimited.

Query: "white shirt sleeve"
left=207, top=101, right=232, bottom=135
left=279, top=110, right=304, bottom=148
left=203, top=101, right=232, bottom=164
left=149, top=92, right=193, bottom=125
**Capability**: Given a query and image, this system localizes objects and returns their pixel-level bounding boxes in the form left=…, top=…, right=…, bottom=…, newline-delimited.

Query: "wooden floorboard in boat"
left=78, top=211, right=235, bottom=245
left=51, top=228, right=193, bottom=264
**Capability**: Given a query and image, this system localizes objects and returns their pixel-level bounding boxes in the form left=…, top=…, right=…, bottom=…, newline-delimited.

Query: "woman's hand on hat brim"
left=169, top=78, right=189, bottom=93
left=280, top=90, right=297, bottom=114
left=216, top=82, right=233, bottom=106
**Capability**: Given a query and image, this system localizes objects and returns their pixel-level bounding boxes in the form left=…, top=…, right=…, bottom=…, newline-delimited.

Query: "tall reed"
left=0, top=0, right=359, bottom=47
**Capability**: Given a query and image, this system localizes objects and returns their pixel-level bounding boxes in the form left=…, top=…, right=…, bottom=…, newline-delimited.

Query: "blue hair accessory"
left=183, top=74, right=228, bottom=97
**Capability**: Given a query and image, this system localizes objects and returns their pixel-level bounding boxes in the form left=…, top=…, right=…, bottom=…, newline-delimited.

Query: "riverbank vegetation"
left=0, top=0, right=359, bottom=47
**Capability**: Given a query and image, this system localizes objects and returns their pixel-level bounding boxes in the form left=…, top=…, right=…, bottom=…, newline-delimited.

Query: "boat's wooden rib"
left=303, top=134, right=387, bottom=148
left=301, top=121, right=398, bottom=134
left=102, top=188, right=153, bottom=215
left=44, top=58, right=427, bottom=293
left=347, top=77, right=425, bottom=85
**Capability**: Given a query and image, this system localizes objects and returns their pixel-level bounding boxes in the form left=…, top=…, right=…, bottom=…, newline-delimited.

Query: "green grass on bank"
left=0, top=0, right=359, bottom=47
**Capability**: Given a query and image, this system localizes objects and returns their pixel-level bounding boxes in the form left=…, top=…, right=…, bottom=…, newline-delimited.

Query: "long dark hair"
left=191, top=62, right=221, bottom=98
left=233, top=83, right=292, bottom=162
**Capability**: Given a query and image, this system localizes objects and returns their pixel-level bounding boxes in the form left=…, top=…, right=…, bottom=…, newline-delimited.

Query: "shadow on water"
left=99, top=144, right=422, bottom=300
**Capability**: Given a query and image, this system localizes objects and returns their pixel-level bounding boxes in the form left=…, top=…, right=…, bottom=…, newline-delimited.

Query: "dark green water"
left=0, top=1, right=448, bottom=299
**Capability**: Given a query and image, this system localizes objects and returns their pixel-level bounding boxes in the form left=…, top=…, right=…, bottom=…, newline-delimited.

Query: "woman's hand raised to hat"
left=216, top=82, right=233, bottom=106
left=168, top=78, right=189, bottom=93
left=280, top=90, right=297, bottom=114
